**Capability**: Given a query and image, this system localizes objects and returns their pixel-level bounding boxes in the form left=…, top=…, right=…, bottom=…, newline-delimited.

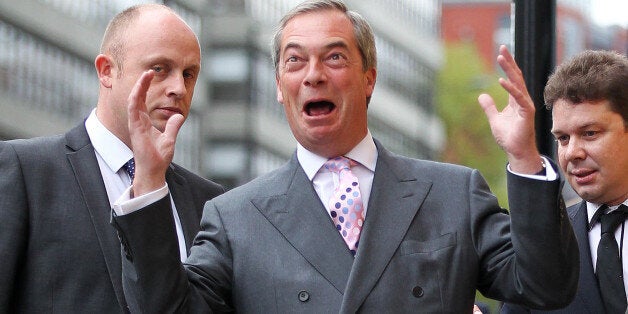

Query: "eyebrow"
left=283, top=42, right=303, bottom=52
left=186, top=64, right=201, bottom=73
left=144, top=56, right=200, bottom=72
left=324, top=40, right=350, bottom=51
left=551, top=122, right=601, bottom=135
left=282, top=40, right=350, bottom=53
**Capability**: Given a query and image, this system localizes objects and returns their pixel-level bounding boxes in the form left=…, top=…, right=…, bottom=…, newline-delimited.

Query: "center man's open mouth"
left=305, top=101, right=335, bottom=116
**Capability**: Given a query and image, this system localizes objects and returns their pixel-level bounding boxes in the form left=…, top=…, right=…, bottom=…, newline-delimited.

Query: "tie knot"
left=123, top=158, right=135, bottom=180
left=323, top=156, right=353, bottom=173
left=599, top=205, right=628, bottom=234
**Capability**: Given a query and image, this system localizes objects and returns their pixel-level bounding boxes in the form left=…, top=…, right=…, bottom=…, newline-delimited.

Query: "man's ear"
left=364, top=67, right=377, bottom=98
left=95, top=54, right=114, bottom=88
left=276, top=73, right=284, bottom=104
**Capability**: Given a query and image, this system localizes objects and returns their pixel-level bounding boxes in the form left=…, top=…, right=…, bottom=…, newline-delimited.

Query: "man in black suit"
left=501, top=51, right=628, bottom=313
left=0, top=4, right=223, bottom=313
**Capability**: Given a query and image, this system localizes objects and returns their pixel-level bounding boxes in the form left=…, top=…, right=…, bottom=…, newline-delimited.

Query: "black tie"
left=595, top=204, right=628, bottom=314
left=123, top=158, right=135, bottom=181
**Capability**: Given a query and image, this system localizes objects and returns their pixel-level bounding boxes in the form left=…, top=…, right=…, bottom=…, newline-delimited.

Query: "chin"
left=575, top=189, right=600, bottom=204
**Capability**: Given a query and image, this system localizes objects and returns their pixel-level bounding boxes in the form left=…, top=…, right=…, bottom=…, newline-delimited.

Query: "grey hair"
left=270, top=0, right=377, bottom=74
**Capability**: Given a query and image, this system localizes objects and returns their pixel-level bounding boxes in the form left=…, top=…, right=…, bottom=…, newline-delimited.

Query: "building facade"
left=442, top=0, right=627, bottom=71
left=0, top=0, right=445, bottom=188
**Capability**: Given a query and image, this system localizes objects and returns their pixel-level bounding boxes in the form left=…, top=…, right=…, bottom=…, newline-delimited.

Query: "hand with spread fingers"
left=478, top=45, right=543, bottom=174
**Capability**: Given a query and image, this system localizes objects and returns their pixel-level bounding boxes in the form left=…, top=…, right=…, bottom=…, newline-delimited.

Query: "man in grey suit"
left=500, top=51, right=628, bottom=314
left=0, top=4, right=223, bottom=313
left=112, top=0, right=578, bottom=312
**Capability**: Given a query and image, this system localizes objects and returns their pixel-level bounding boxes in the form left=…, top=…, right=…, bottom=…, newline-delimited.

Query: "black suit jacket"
left=0, top=123, right=224, bottom=313
left=501, top=201, right=606, bottom=314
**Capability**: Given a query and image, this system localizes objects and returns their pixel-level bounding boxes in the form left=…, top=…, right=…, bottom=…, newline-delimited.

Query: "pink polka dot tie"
left=324, top=156, right=364, bottom=256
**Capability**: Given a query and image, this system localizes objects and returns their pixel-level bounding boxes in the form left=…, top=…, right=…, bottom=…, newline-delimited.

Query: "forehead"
left=123, top=11, right=200, bottom=62
left=280, top=9, right=357, bottom=51
left=551, top=99, right=616, bottom=130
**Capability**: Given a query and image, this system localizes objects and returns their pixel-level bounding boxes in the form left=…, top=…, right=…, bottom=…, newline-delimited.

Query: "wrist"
left=507, top=152, right=544, bottom=175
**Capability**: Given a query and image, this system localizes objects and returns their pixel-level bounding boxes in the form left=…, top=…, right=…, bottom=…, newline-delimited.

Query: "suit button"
left=298, top=290, right=310, bottom=302
left=412, top=286, right=424, bottom=298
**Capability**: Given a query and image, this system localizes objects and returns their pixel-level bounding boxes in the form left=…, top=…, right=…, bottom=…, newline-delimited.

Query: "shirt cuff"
left=113, top=183, right=169, bottom=216
left=507, top=156, right=558, bottom=181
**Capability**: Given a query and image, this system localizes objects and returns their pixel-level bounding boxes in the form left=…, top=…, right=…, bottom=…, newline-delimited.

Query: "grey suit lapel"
left=167, top=166, right=201, bottom=254
left=341, top=146, right=431, bottom=313
left=252, top=156, right=354, bottom=294
left=570, top=201, right=605, bottom=313
left=65, top=124, right=128, bottom=311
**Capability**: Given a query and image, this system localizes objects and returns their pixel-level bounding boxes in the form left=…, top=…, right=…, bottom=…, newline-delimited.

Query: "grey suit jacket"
left=0, top=123, right=224, bottom=313
left=501, top=201, right=606, bottom=314
left=113, top=141, right=578, bottom=313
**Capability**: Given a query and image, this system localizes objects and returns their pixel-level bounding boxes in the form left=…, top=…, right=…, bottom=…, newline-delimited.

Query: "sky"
left=591, top=0, right=628, bottom=27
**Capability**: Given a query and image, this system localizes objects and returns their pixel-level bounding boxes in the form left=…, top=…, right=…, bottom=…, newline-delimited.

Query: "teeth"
left=306, top=101, right=334, bottom=116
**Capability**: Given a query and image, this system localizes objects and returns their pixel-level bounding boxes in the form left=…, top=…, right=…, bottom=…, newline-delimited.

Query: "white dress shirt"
left=298, top=131, right=377, bottom=217
left=86, top=109, right=187, bottom=262
left=587, top=200, right=628, bottom=301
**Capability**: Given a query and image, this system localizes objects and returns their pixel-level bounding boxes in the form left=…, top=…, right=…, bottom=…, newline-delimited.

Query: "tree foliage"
left=436, top=43, right=510, bottom=207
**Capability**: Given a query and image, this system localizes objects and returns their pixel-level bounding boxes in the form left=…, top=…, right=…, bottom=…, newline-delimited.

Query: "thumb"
left=163, top=113, right=185, bottom=142
left=478, top=93, right=498, bottom=121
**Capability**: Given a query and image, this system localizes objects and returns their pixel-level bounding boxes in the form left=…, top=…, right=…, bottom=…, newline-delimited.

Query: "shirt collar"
left=85, top=109, right=133, bottom=173
left=297, top=130, right=378, bottom=181
left=587, top=199, right=628, bottom=230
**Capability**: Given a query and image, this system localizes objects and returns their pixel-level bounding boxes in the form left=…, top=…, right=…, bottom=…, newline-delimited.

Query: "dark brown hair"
left=544, top=50, right=627, bottom=126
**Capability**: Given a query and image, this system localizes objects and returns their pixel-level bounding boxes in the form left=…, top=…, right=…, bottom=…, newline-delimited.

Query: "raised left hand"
left=127, top=70, right=185, bottom=196
left=478, top=45, right=543, bottom=174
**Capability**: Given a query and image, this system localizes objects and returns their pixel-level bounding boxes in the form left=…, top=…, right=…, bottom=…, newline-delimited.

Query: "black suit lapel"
left=167, top=166, right=201, bottom=254
left=65, top=124, right=128, bottom=311
left=252, top=157, right=354, bottom=294
left=570, top=201, right=606, bottom=313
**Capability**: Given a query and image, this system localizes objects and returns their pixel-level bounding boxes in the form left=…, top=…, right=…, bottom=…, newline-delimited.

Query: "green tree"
left=436, top=42, right=509, bottom=207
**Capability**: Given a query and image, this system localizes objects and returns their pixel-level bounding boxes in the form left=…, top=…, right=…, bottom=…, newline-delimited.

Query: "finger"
left=498, top=77, right=521, bottom=100
left=128, top=70, right=155, bottom=123
left=499, top=44, right=516, bottom=67
left=497, top=46, right=528, bottom=94
left=499, top=77, right=536, bottom=113
left=163, top=113, right=185, bottom=144
left=478, top=93, right=499, bottom=120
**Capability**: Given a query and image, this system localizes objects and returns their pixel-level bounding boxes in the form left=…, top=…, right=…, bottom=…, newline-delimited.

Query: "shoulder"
left=169, top=163, right=225, bottom=195
left=3, top=122, right=85, bottom=155
left=211, top=160, right=295, bottom=203
left=378, top=147, right=476, bottom=180
left=1, top=134, right=66, bottom=162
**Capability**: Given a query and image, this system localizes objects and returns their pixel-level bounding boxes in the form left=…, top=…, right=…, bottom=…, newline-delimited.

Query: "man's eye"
left=555, top=135, right=569, bottom=145
left=583, top=130, right=598, bottom=137
left=326, top=53, right=348, bottom=67
left=286, top=56, right=298, bottom=63
left=152, top=66, right=163, bottom=72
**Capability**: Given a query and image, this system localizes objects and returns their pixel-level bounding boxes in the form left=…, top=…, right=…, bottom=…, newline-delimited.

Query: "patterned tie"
left=123, top=158, right=135, bottom=181
left=595, top=204, right=628, bottom=314
left=324, top=156, right=364, bottom=256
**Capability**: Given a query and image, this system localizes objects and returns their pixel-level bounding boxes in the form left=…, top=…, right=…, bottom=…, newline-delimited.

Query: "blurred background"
left=0, top=0, right=625, bottom=189
left=0, top=0, right=625, bottom=312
